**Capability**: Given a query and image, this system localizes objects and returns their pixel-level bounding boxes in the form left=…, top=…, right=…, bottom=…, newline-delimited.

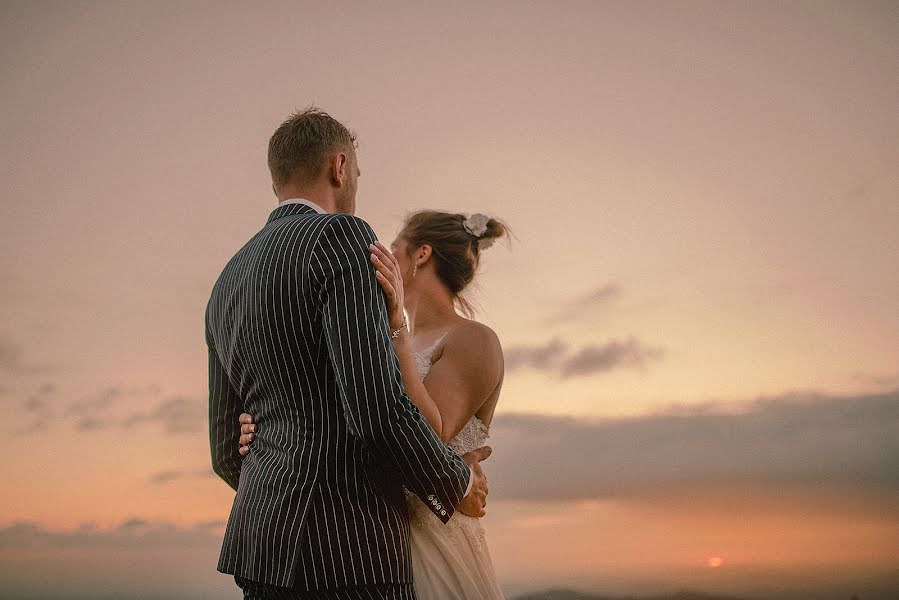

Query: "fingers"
left=458, top=495, right=486, bottom=518
left=465, top=445, right=492, bottom=463
left=370, top=254, right=398, bottom=289
left=239, top=415, right=256, bottom=455
left=376, top=240, right=402, bottom=272
left=370, top=243, right=402, bottom=281
left=374, top=271, right=396, bottom=300
left=372, top=240, right=396, bottom=264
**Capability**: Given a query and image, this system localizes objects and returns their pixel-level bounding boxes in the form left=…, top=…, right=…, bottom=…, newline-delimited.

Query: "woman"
left=238, top=210, right=508, bottom=599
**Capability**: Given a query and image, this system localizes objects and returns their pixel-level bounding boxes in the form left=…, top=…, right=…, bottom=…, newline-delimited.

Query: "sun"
left=707, top=556, right=724, bottom=568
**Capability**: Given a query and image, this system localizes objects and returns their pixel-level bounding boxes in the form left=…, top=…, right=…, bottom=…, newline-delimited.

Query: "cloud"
left=505, top=339, right=568, bottom=371
left=544, top=283, right=623, bottom=325
left=8, top=382, right=58, bottom=436
left=148, top=469, right=185, bottom=484
left=0, top=333, right=55, bottom=376
left=23, top=383, right=55, bottom=413
left=148, top=467, right=214, bottom=484
left=559, top=337, right=665, bottom=376
left=0, top=518, right=227, bottom=547
left=63, top=386, right=126, bottom=431
left=13, top=383, right=203, bottom=436
left=0, top=518, right=234, bottom=600
left=504, top=336, right=665, bottom=378
left=485, top=388, right=899, bottom=501
left=851, top=370, right=899, bottom=388
left=0, top=335, right=26, bottom=374
left=122, top=394, right=204, bottom=433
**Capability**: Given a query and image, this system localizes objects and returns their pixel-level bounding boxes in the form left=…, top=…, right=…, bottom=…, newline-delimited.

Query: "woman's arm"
left=389, top=327, right=445, bottom=435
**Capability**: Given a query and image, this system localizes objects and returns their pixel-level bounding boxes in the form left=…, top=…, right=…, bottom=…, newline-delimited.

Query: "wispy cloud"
left=559, top=337, right=665, bottom=376
left=148, top=467, right=215, bottom=485
left=505, top=336, right=664, bottom=378
left=14, top=383, right=203, bottom=436
left=851, top=370, right=899, bottom=388
left=0, top=335, right=24, bottom=373
left=543, top=283, right=623, bottom=325
left=63, top=386, right=125, bottom=431
left=122, top=395, right=204, bottom=433
left=504, top=339, right=568, bottom=371
left=16, top=382, right=57, bottom=435
left=0, top=333, right=55, bottom=376
left=148, top=469, right=185, bottom=484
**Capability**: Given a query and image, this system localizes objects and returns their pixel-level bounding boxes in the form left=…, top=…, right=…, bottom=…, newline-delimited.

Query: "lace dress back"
left=404, top=331, right=504, bottom=599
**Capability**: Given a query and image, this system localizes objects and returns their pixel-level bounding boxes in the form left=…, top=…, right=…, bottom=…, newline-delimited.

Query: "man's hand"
left=457, top=445, right=492, bottom=518
left=238, top=412, right=256, bottom=456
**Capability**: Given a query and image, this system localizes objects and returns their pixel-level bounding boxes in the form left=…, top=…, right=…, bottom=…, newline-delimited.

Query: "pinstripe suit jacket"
left=206, top=202, right=472, bottom=590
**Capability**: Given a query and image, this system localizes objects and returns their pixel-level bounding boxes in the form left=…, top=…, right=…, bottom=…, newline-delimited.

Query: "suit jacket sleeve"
left=311, top=213, right=471, bottom=523
left=206, top=312, right=244, bottom=492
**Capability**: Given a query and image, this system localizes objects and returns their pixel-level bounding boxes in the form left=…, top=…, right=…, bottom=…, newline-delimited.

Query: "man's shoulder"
left=314, top=213, right=378, bottom=247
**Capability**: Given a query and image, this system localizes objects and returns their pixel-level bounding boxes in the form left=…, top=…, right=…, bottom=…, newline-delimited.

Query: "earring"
left=412, top=264, right=418, bottom=278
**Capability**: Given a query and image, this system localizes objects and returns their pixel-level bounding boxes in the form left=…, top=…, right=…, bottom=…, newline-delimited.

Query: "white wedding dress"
left=403, top=332, right=505, bottom=600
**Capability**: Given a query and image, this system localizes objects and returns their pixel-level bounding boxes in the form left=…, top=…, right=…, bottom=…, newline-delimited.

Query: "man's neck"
left=279, top=197, right=328, bottom=214
left=275, top=184, right=336, bottom=213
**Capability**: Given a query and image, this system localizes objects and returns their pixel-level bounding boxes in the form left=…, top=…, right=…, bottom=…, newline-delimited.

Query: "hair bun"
left=463, top=214, right=505, bottom=251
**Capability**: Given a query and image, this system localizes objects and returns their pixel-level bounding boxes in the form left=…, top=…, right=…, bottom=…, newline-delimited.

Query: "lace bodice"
left=412, top=333, right=490, bottom=455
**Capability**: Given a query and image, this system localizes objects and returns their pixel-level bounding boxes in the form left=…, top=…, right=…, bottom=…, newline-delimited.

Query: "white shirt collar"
left=278, top=198, right=327, bottom=214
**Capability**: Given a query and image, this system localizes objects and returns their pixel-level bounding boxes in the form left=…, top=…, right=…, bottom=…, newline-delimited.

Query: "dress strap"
left=420, top=330, right=450, bottom=353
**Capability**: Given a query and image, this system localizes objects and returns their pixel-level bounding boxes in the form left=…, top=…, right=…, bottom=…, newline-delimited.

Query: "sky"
left=1, top=1, right=897, bottom=599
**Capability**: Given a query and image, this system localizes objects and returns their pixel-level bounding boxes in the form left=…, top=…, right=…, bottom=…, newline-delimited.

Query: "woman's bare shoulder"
left=440, top=319, right=503, bottom=370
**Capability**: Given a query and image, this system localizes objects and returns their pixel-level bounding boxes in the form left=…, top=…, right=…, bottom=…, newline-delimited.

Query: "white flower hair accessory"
left=463, top=213, right=489, bottom=237
left=463, top=213, right=494, bottom=250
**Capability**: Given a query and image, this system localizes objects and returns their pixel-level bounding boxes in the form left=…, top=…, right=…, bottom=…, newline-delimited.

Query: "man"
left=206, top=106, right=490, bottom=599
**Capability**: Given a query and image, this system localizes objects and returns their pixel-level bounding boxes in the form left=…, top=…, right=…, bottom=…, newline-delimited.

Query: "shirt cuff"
left=464, top=465, right=474, bottom=497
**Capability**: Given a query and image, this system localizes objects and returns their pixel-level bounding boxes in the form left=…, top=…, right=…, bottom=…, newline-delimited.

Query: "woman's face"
left=389, top=235, right=415, bottom=291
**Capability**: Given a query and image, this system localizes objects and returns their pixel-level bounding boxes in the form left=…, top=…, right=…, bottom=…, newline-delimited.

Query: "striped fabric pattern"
left=206, top=202, right=471, bottom=591
left=234, top=574, right=416, bottom=599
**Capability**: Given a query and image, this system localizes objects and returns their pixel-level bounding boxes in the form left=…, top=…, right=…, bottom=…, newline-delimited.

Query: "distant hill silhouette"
left=512, top=590, right=759, bottom=600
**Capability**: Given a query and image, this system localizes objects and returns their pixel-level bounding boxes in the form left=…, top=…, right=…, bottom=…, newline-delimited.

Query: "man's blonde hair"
left=267, top=105, right=357, bottom=189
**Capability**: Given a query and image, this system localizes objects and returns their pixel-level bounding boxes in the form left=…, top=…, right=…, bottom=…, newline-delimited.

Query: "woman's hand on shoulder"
left=368, top=240, right=406, bottom=329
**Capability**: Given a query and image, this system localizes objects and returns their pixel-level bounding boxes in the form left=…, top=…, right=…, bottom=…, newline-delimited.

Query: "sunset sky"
left=1, top=1, right=897, bottom=599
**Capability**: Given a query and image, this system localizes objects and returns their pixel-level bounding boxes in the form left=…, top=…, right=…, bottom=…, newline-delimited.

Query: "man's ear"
left=329, top=152, right=348, bottom=187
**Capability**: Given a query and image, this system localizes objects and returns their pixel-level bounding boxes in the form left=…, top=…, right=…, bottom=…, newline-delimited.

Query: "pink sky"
left=1, top=1, right=897, bottom=598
